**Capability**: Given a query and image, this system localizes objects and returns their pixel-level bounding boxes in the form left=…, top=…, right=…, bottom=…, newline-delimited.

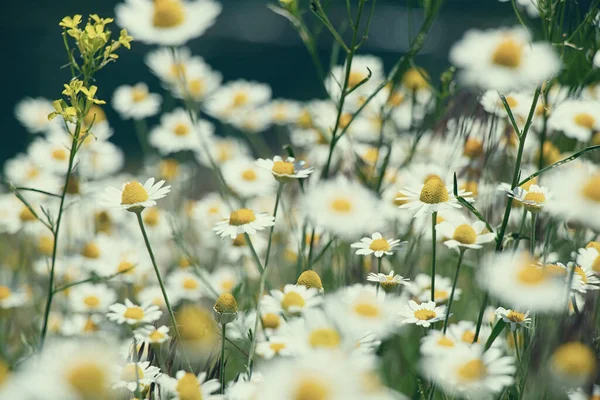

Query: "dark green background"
left=0, top=0, right=519, bottom=165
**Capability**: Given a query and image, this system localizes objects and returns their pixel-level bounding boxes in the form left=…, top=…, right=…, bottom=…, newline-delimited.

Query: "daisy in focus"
left=351, top=232, right=404, bottom=258
left=255, top=156, right=313, bottom=182
left=262, top=284, right=323, bottom=316
left=159, top=370, right=221, bottom=400
left=399, top=300, right=446, bottom=328
left=107, top=299, right=163, bottom=325
left=366, top=270, right=411, bottom=292
left=436, top=217, right=496, bottom=250
left=507, top=183, right=550, bottom=213
left=102, top=177, right=171, bottom=212
left=494, top=307, right=531, bottom=331
left=398, top=176, right=473, bottom=219
left=112, top=361, right=161, bottom=393
left=213, top=208, right=275, bottom=239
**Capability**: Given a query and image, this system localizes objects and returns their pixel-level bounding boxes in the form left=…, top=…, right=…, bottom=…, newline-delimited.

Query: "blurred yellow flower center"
left=419, top=178, right=449, bottom=204
left=592, top=255, right=600, bottom=274
left=160, top=159, right=179, bottom=180
left=176, top=373, right=202, bottom=400
left=83, top=295, right=100, bottom=308
left=262, top=313, right=281, bottom=329
left=52, top=149, right=68, bottom=161
left=437, top=336, right=455, bottom=347
left=339, top=113, right=353, bottom=129
left=491, top=38, right=523, bottom=68
left=144, top=208, right=160, bottom=226
left=402, top=68, right=429, bottom=91
left=581, top=174, right=600, bottom=202
left=506, top=310, right=526, bottom=322
left=173, top=123, right=190, bottom=136
left=330, top=197, right=352, bottom=213
left=121, top=181, right=149, bottom=205
left=66, top=362, right=107, bottom=399
left=214, top=293, right=238, bottom=313
left=183, top=278, right=198, bottom=290
left=294, top=377, right=329, bottom=400
left=178, top=306, right=217, bottom=344
left=574, top=113, right=595, bottom=129
left=309, top=328, right=341, bottom=348
left=229, top=209, right=256, bottom=226
left=297, top=270, right=323, bottom=290
left=524, top=192, right=546, bottom=204
left=458, top=359, right=487, bottom=381
left=281, top=292, right=305, bottom=311
left=272, top=161, right=295, bottom=175
left=0, top=286, right=11, bottom=300
left=434, top=290, right=449, bottom=301
left=517, top=265, right=546, bottom=285
left=369, top=238, right=390, bottom=252
left=189, top=79, right=205, bottom=97
left=149, top=330, right=165, bottom=341
left=452, top=224, right=477, bottom=245
left=232, top=92, right=248, bottom=108
left=131, top=86, right=148, bottom=102
left=414, top=309, right=436, bottom=320
left=586, top=241, right=600, bottom=252
left=81, top=242, right=101, bottom=259
left=220, top=279, right=235, bottom=292
left=83, top=317, right=98, bottom=333
left=354, top=302, right=380, bottom=318
left=19, top=206, right=36, bottom=222
left=153, top=0, right=185, bottom=28
left=120, top=364, right=144, bottom=382
left=84, top=105, right=107, bottom=125
left=463, top=138, right=484, bottom=158
left=269, top=342, right=286, bottom=353
left=388, top=92, right=405, bottom=107
left=574, top=266, right=588, bottom=283
left=241, top=168, right=257, bottom=181
left=124, top=306, right=145, bottom=321
left=551, top=342, right=596, bottom=378
left=170, top=63, right=186, bottom=79
left=117, top=261, right=135, bottom=274
left=26, top=167, right=39, bottom=179
left=504, top=95, right=518, bottom=108
left=348, top=71, right=366, bottom=88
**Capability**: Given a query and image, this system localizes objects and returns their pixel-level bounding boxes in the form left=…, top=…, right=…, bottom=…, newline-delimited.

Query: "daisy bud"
left=213, top=293, right=238, bottom=325
left=550, top=341, right=596, bottom=387
left=296, top=270, right=323, bottom=292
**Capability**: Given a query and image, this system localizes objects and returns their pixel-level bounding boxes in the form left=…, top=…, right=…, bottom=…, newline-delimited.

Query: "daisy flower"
left=221, top=158, right=276, bottom=198
left=112, top=83, right=162, bottom=120
left=266, top=99, right=302, bottom=125
left=494, top=307, right=531, bottom=331
left=115, top=0, right=222, bottom=46
left=448, top=321, right=497, bottom=347
left=134, top=325, right=171, bottom=344
left=367, top=270, right=411, bottom=291
left=145, top=47, right=193, bottom=86
left=107, top=299, right=163, bottom=326
left=15, top=97, right=59, bottom=134
left=204, top=80, right=272, bottom=121
left=550, top=341, right=597, bottom=388
left=0, top=284, right=27, bottom=309
left=577, top=245, right=600, bottom=276
left=172, top=56, right=222, bottom=101
left=408, top=273, right=462, bottom=304
left=325, top=55, right=384, bottom=101
left=478, top=251, right=567, bottom=312
left=112, top=361, right=161, bottom=393
left=69, top=283, right=117, bottom=314
left=563, top=262, right=600, bottom=294
left=423, top=343, right=516, bottom=398
left=507, top=183, right=550, bottom=213
left=255, top=156, right=313, bottom=182
left=399, top=300, right=446, bottom=328
left=548, top=100, right=600, bottom=142
left=213, top=208, right=275, bottom=239
left=351, top=232, right=404, bottom=258
left=102, top=177, right=171, bottom=213
left=158, top=370, right=221, bottom=400
left=28, top=132, right=76, bottom=176
left=208, top=266, right=239, bottom=294
left=398, top=176, right=473, bottom=219
left=449, top=26, right=560, bottom=92
left=255, top=336, right=295, bottom=359
left=420, top=329, right=459, bottom=356
left=149, top=108, right=214, bottom=155
left=436, top=217, right=496, bottom=250
left=61, top=315, right=103, bottom=336
left=167, top=270, right=204, bottom=303
left=262, top=284, right=323, bottom=316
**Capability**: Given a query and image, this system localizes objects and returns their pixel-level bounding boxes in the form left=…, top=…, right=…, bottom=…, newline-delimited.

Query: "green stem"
left=442, top=249, right=465, bottom=333
left=134, top=118, right=151, bottom=160
left=132, top=337, right=142, bottom=399
left=513, top=208, right=527, bottom=251
left=135, top=212, right=191, bottom=371
left=430, top=211, right=438, bottom=302
left=220, top=324, right=226, bottom=393
left=376, top=257, right=382, bottom=295
left=529, top=212, right=537, bottom=255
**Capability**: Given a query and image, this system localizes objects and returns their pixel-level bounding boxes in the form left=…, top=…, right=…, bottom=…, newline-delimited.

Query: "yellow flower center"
left=121, top=181, right=149, bottom=205
left=491, top=38, right=523, bottom=68
left=551, top=342, right=596, bottom=379
left=124, top=306, right=145, bottom=321
left=339, top=113, right=353, bottom=129
left=83, top=295, right=100, bottom=308
left=281, top=292, right=305, bottom=311
left=348, top=71, right=366, bottom=88
left=452, top=224, right=477, bottom=245
left=66, top=362, right=108, bottom=399
left=574, top=113, right=595, bottom=129
left=142, top=208, right=160, bottom=226
left=592, top=255, right=600, bottom=274
left=296, top=270, right=323, bottom=290
left=586, top=241, right=600, bottom=252
left=241, top=169, right=257, bottom=181
left=232, top=92, right=248, bottom=108
left=330, top=197, right=352, bottom=213
left=463, top=138, right=484, bottom=158
left=354, top=302, right=381, bottom=318
left=229, top=208, right=256, bottom=226
left=581, top=174, right=600, bottom=202
left=369, top=238, right=390, bottom=252
left=517, top=265, right=547, bottom=285
left=524, top=192, right=546, bottom=204
left=120, top=364, right=144, bottom=382
left=419, top=177, right=449, bottom=204
left=131, top=86, right=148, bottom=103
left=269, top=342, right=286, bottom=353
left=294, top=377, right=330, bottom=400
left=152, top=0, right=185, bottom=28
left=457, top=359, right=488, bottom=381
left=170, top=63, right=186, bottom=79
left=437, top=336, right=455, bottom=347
left=574, top=266, right=588, bottom=284
left=297, top=110, right=313, bottom=128
left=262, top=313, right=281, bottom=329
left=173, top=123, right=190, bottom=136
left=81, top=242, right=101, bottom=259
left=83, top=317, right=98, bottom=333
left=506, top=310, right=526, bottom=322
left=220, top=279, right=235, bottom=292
left=272, top=161, right=295, bottom=175
left=0, top=286, right=11, bottom=300
left=183, top=277, right=198, bottom=290
left=26, top=167, right=39, bottom=179
left=159, top=159, right=179, bottom=180
left=84, top=105, right=106, bottom=125
left=214, top=293, right=238, bottom=313
left=402, top=68, right=429, bottom=91
left=388, top=92, right=405, bottom=107
left=52, top=149, right=68, bottom=161
left=177, top=306, right=217, bottom=344
left=434, top=290, right=449, bottom=302
left=414, top=309, right=436, bottom=320
left=189, top=79, right=205, bottom=97
left=19, top=206, right=36, bottom=222
left=309, top=328, right=341, bottom=348
left=117, top=261, right=135, bottom=274
left=149, top=330, right=166, bottom=341
left=176, top=373, right=202, bottom=400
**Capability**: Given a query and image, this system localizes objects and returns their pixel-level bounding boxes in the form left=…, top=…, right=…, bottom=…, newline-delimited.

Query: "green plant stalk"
left=39, top=128, right=80, bottom=350
left=132, top=337, right=142, bottom=399
left=376, top=257, right=382, bottom=295
left=513, top=208, right=528, bottom=251
left=135, top=212, right=191, bottom=371
left=442, top=249, right=465, bottom=333
left=430, top=211, right=438, bottom=302
left=134, top=118, right=151, bottom=160
left=529, top=212, right=537, bottom=255
left=220, top=323, right=226, bottom=393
